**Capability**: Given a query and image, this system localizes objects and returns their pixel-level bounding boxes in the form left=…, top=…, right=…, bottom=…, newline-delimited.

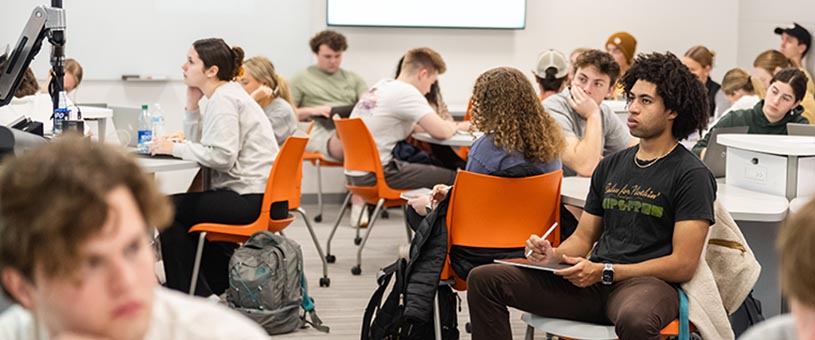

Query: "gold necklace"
left=633, top=143, right=679, bottom=169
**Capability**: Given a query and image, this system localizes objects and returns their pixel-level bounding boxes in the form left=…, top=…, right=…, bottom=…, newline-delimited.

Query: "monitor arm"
left=0, top=1, right=66, bottom=109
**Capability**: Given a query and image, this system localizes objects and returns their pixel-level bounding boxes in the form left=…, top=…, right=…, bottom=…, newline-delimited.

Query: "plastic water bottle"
left=137, top=104, right=152, bottom=154
left=150, top=103, right=165, bottom=141
left=53, top=92, right=70, bottom=135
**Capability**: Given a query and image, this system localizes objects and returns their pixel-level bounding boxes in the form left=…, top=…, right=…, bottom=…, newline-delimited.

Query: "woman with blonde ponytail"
left=683, top=45, right=729, bottom=117
left=240, top=56, right=299, bottom=146
left=151, top=38, right=278, bottom=297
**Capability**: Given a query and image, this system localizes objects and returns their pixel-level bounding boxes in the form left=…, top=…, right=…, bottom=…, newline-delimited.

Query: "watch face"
left=602, top=268, right=613, bottom=284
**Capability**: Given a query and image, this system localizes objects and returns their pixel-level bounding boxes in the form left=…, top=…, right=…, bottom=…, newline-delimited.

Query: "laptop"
left=110, top=106, right=143, bottom=147
left=787, top=122, right=815, bottom=136
left=702, top=126, right=749, bottom=178
left=313, top=103, right=356, bottom=129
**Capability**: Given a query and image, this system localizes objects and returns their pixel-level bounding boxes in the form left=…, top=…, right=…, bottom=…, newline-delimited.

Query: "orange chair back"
left=443, top=169, right=563, bottom=289
left=334, top=118, right=404, bottom=203
left=263, top=136, right=308, bottom=230
left=190, top=136, right=308, bottom=241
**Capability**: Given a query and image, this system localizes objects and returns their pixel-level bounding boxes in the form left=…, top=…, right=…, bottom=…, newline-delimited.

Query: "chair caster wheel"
left=319, top=277, right=330, bottom=287
left=326, top=254, right=336, bottom=263
left=354, top=237, right=362, bottom=245
left=314, top=214, right=322, bottom=223
left=351, top=266, right=362, bottom=275
left=381, top=209, right=390, bottom=219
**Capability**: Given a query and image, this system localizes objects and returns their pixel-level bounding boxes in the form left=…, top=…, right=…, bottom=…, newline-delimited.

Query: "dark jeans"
left=160, top=190, right=263, bottom=297
left=467, top=264, right=679, bottom=340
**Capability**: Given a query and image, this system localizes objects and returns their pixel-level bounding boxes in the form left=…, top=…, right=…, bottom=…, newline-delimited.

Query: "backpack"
left=224, top=231, right=329, bottom=335
left=729, top=290, right=765, bottom=338
left=361, top=259, right=459, bottom=340
left=361, top=193, right=459, bottom=340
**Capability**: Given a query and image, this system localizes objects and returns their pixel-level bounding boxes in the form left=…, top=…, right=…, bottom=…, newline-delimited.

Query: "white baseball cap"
left=533, top=49, right=568, bottom=79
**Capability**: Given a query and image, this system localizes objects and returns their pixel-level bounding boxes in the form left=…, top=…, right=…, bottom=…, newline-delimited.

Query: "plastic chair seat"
left=521, top=313, right=697, bottom=339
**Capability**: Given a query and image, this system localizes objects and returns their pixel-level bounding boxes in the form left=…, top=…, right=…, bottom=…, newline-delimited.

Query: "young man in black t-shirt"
left=467, top=52, right=717, bottom=340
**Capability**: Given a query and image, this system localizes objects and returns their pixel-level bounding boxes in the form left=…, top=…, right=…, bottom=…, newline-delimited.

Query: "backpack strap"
left=743, top=290, right=765, bottom=325
left=299, top=273, right=329, bottom=333
left=361, top=261, right=399, bottom=340
left=678, top=287, right=689, bottom=340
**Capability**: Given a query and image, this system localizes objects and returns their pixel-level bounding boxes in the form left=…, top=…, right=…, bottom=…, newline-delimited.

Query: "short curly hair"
left=574, top=49, right=621, bottom=86
left=471, top=67, right=565, bottom=164
left=309, top=30, right=348, bottom=53
left=620, top=52, right=709, bottom=141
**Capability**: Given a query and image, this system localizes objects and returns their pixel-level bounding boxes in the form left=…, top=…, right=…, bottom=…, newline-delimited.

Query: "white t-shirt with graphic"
left=350, top=79, right=434, bottom=164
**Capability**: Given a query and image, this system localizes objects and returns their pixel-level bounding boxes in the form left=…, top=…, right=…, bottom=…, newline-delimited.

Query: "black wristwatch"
left=601, top=263, right=614, bottom=285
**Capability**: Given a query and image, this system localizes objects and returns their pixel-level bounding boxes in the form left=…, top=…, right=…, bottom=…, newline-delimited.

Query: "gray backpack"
left=225, top=231, right=328, bottom=335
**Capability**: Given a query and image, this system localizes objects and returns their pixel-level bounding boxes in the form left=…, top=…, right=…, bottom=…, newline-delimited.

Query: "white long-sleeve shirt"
left=172, top=82, right=278, bottom=195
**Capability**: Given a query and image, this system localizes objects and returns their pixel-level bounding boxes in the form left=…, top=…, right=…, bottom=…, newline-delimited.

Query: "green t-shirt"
left=289, top=65, right=367, bottom=108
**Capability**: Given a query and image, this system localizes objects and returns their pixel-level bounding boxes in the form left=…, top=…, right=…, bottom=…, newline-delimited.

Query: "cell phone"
left=399, top=188, right=432, bottom=200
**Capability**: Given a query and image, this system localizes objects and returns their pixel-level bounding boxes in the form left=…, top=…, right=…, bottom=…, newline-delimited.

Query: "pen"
left=525, top=222, right=559, bottom=258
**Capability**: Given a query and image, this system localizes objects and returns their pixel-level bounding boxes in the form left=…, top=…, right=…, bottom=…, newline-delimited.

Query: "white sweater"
left=172, top=82, right=278, bottom=195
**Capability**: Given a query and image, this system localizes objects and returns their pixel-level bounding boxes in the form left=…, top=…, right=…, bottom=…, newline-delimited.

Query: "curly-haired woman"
left=409, top=66, right=566, bottom=216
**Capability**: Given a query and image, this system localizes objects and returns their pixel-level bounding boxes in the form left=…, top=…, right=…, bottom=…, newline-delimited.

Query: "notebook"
left=494, top=258, right=573, bottom=273
left=313, top=104, right=356, bottom=129
left=702, top=126, right=749, bottom=178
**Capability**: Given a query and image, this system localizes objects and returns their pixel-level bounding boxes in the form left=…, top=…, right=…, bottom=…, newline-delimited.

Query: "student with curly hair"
left=409, top=66, right=566, bottom=215
left=693, top=68, right=809, bottom=157
left=150, top=38, right=277, bottom=297
left=467, top=52, right=716, bottom=340
left=239, top=56, right=299, bottom=146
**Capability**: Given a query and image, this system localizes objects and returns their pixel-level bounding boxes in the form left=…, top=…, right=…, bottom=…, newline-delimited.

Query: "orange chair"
left=440, top=170, right=563, bottom=291
left=325, top=118, right=414, bottom=275
left=188, top=136, right=331, bottom=294
left=302, top=121, right=343, bottom=223
left=429, top=170, right=562, bottom=339
left=521, top=314, right=698, bottom=340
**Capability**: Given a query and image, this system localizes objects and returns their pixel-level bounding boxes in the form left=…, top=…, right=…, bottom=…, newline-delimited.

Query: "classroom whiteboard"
left=1, top=0, right=313, bottom=80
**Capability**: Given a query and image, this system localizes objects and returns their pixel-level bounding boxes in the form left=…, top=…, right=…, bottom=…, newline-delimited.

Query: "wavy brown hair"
left=470, top=67, right=565, bottom=164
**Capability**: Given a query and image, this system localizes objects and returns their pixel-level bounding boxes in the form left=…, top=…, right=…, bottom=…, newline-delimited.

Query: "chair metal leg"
left=326, top=192, right=352, bottom=263
left=354, top=203, right=366, bottom=245
left=314, top=159, right=323, bottom=223
left=293, top=207, right=331, bottom=287
left=524, top=325, right=535, bottom=340
left=189, top=231, right=207, bottom=295
left=352, top=198, right=385, bottom=275
left=433, top=288, right=442, bottom=340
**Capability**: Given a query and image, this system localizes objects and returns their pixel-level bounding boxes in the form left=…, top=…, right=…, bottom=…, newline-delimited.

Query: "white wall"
left=5, top=0, right=811, bottom=194
left=737, top=0, right=815, bottom=74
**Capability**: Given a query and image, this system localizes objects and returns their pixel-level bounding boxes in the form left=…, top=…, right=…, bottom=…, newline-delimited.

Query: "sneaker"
left=350, top=202, right=370, bottom=228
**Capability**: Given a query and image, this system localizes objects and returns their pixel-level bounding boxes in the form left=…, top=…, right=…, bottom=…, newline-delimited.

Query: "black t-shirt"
left=585, top=145, right=717, bottom=265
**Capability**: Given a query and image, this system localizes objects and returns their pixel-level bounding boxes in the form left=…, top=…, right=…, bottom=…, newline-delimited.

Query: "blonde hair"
left=64, top=58, right=83, bottom=87
left=753, top=50, right=792, bottom=98
left=777, top=197, right=815, bottom=306
left=243, top=56, right=294, bottom=107
left=684, top=45, right=715, bottom=68
left=401, top=47, right=446, bottom=75
left=470, top=67, right=565, bottom=164
left=721, top=68, right=755, bottom=96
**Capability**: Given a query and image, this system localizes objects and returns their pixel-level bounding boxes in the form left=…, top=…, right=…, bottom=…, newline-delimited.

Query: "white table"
left=411, top=131, right=483, bottom=147
left=136, top=155, right=199, bottom=173
left=718, top=134, right=815, bottom=199
left=560, top=175, right=789, bottom=316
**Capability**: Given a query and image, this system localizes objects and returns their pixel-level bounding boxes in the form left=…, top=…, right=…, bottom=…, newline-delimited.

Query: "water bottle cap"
left=141, top=104, right=148, bottom=110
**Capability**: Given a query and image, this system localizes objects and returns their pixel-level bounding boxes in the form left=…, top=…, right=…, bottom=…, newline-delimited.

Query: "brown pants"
left=467, top=264, right=679, bottom=340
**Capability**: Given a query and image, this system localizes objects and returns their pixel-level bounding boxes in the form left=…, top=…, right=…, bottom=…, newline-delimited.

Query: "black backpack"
left=361, top=259, right=459, bottom=340
left=729, top=290, right=765, bottom=338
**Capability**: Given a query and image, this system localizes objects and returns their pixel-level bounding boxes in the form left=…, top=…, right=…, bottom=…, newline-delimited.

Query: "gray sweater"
left=173, top=82, right=278, bottom=195
left=264, top=97, right=299, bottom=146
